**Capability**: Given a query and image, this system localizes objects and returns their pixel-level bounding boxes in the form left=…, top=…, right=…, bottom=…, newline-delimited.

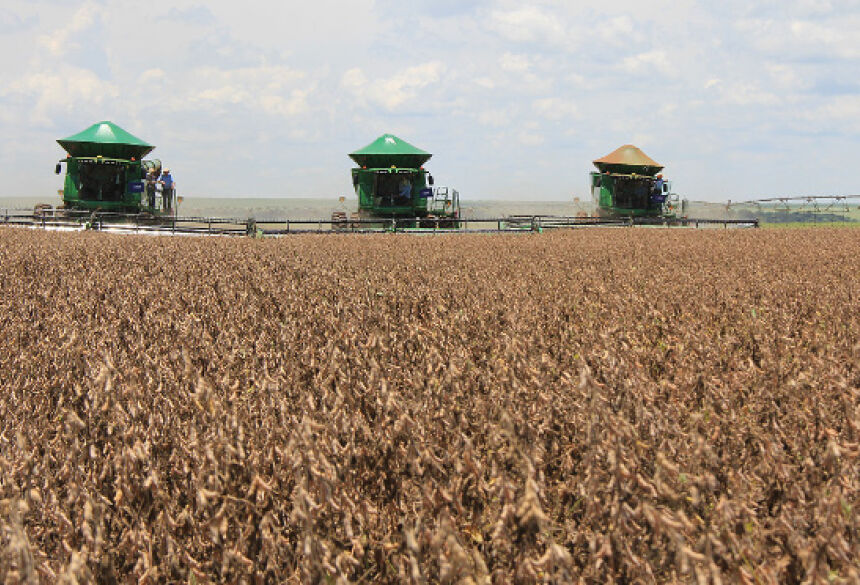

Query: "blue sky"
left=1, top=0, right=859, bottom=201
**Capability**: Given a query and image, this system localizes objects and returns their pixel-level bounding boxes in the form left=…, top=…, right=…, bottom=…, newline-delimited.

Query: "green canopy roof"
left=58, top=121, right=154, bottom=160
left=349, top=134, right=432, bottom=169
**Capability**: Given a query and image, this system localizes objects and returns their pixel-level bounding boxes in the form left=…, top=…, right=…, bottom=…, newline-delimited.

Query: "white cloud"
left=622, top=50, right=674, bottom=76
left=192, top=65, right=305, bottom=93
left=193, top=85, right=251, bottom=106
left=803, top=95, right=860, bottom=132
left=793, top=0, right=835, bottom=14
left=533, top=98, right=578, bottom=121
left=597, top=15, right=639, bottom=46
left=737, top=15, right=860, bottom=59
left=766, top=64, right=809, bottom=91
left=518, top=131, right=544, bottom=146
left=342, top=62, right=446, bottom=110
left=174, top=65, right=311, bottom=117
left=342, top=68, right=368, bottom=91
left=787, top=19, right=860, bottom=57
left=140, top=69, right=166, bottom=84
left=38, top=2, right=99, bottom=56
left=499, top=53, right=530, bottom=73
left=660, top=103, right=678, bottom=116
left=489, top=6, right=566, bottom=45
left=717, top=82, right=781, bottom=106
left=2, top=68, right=119, bottom=126
left=259, top=90, right=311, bottom=118
left=476, top=109, right=512, bottom=127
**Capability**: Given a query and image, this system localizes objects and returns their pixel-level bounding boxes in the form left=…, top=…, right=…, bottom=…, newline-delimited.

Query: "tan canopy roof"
left=593, top=145, right=663, bottom=175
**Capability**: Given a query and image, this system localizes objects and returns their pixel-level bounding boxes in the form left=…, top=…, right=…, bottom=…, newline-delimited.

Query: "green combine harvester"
left=590, top=145, right=682, bottom=218
left=54, top=121, right=174, bottom=215
left=347, top=134, right=459, bottom=227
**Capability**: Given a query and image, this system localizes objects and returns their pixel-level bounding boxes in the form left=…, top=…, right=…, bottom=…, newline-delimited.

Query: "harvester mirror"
left=352, top=173, right=359, bottom=187
left=428, top=175, right=434, bottom=186
left=55, top=163, right=62, bottom=175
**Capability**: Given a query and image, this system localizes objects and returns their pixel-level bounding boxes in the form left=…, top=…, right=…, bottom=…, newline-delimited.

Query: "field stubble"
left=0, top=228, right=858, bottom=584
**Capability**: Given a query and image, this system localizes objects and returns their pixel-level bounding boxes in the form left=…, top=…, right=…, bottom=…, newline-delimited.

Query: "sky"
left=1, top=0, right=859, bottom=202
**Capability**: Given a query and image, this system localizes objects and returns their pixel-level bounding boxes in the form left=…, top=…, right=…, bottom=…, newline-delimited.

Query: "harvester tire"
left=34, top=203, right=53, bottom=218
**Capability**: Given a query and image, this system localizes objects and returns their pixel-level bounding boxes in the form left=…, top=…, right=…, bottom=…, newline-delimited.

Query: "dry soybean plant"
left=0, top=227, right=858, bottom=584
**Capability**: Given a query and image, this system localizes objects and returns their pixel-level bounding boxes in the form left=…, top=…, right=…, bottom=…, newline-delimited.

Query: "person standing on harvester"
left=146, top=168, right=158, bottom=209
left=159, top=169, right=174, bottom=211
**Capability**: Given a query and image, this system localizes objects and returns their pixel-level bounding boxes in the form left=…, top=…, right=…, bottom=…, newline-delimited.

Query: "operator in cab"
left=654, top=174, right=664, bottom=194
left=398, top=177, right=411, bottom=205
left=651, top=175, right=666, bottom=203
left=652, top=174, right=665, bottom=204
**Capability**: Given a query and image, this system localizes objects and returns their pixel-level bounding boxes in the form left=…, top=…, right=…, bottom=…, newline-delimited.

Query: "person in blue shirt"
left=398, top=177, right=411, bottom=204
left=159, top=169, right=174, bottom=211
left=652, top=174, right=665, bottom=204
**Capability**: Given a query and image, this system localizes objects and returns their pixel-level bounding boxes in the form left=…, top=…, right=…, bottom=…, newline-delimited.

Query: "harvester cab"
left=55, top=121, right=175, bottom=215
left=349, top=134, right=460, bottom=226
left=590, top=145, right=681, bottom=218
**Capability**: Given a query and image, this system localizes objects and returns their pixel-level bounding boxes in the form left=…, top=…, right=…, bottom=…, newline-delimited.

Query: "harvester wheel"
left=331, top=211, right=347, bottom=231
left=34, top=203, right=53, bottom=218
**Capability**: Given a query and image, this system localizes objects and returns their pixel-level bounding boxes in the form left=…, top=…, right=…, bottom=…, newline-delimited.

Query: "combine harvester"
left=5, top=121, right=190, bottom=233
left=508, top=145, right=756, bottom=230
left=331, top=134, right=460, bottom=229
left=590, top=144, right=684, bottom=219
left=54, top=121, right=175, bottom=215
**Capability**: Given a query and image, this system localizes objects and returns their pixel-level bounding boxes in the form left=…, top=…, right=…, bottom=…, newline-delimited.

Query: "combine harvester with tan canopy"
left=590, top=145, right=685, bottom=218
